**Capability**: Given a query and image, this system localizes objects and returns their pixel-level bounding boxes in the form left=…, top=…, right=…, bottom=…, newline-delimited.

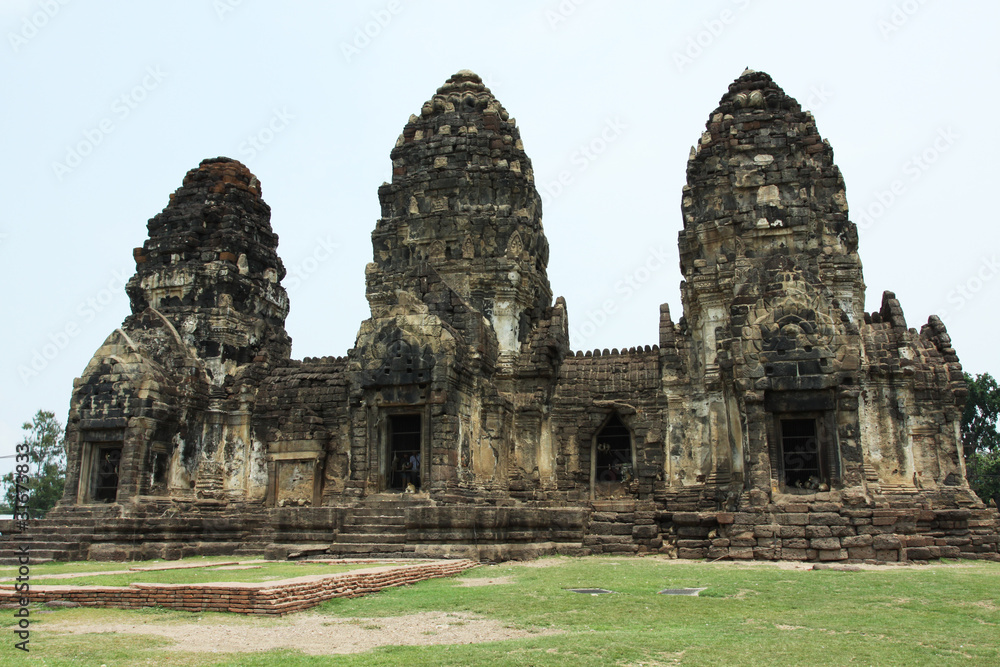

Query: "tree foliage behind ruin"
left=963, top=372, right=1000, bottom=507
left=1, top=410, right=66, bottom=518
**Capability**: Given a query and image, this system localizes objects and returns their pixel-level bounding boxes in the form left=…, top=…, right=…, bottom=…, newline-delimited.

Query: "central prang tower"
left=348, top=70, right=564, bottom=500
left=369, top=70, right=552, bottom=364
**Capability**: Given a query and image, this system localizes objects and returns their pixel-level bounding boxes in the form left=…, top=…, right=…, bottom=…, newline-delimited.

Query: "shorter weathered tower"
left=127, top=157, right=292, bottom=379
left=62, top=158, right=289, bottom=508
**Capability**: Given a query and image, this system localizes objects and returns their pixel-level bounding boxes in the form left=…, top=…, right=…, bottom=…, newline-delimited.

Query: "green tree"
left=2, top=410, right=66, bottom=519
left=962, top=372, right=1000, bottom=507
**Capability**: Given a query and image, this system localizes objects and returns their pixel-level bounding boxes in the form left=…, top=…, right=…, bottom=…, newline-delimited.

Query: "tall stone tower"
left=679, top=70, right=867, bottom=495
left=348, top=70, right=558, bottom=498
left=369, top=70, right=552, bottom=364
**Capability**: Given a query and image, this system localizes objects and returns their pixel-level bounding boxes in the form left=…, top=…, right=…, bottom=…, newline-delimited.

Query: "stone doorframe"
left=376, top=405, right=431, bottom=493
left=589, top=412, right=637, bottom=501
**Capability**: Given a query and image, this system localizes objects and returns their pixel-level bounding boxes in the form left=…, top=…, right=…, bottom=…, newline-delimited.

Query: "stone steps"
left=0, top=540, right=80, bottom=551
left=266, top=530, right=334, bottom=542
left=326, top=500, right=412, bottom=557
left=880, top=484, right=919, bottom=495
left=342, top=513, right=407, bottom=525
left=0, top=540, right=76, bottom=563
left=340, top=519, right=405, bottom=532
left=276, top=544, right=334, bottom=560
left=325, top=542, right=416, bottom=557
left=335, top=532, right=407, bottom=544
left=0, top=519, right=95, bottom=564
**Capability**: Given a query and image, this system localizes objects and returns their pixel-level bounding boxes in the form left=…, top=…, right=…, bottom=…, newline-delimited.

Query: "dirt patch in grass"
left=774, top=624, right=809, bottom=631
left=727, top=588, right=760, bottom=599
left=511, top=557, right=569, bottom=568
left=643, top=556, right=982, bottom=572
left=455, top=575, right=516, bottom=587
left=619, top=653, right=686, bottom=667
left=46, top=611, right=557, bottom=655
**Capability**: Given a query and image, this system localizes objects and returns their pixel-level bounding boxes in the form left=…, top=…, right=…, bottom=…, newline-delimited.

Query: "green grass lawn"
left=11, top=561, right=377, bottom=586
left=3, top=556, right=999, bottom=666
left=0, top=554, right=241, bottom=577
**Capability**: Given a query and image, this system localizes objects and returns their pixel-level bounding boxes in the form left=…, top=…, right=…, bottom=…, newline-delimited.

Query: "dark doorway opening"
left=780, top=418, right=821, bottom=488
left=594, top=414, right=633, bottom=498
left=92, top=445, right=122, bottom=502
left=149, top=450, right=170, bottom=494
left=387, top=414, right=421, bottom=491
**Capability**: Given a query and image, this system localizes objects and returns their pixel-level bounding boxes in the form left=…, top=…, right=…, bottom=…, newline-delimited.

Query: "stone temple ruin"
left=5, top=69, right=998, bottom=564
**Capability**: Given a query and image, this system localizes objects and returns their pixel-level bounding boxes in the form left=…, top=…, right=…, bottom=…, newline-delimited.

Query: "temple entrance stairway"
left=1, top=495, right=604, bottom=564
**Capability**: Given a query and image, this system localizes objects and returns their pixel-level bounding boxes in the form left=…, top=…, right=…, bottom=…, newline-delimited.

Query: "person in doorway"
left=391, top=453, right=401, bottom=489
left=405, top=452, right=421, bottom=489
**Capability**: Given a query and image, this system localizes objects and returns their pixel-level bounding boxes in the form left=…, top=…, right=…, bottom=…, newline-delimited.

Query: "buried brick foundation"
left=0, top=560, right=478, bottom=616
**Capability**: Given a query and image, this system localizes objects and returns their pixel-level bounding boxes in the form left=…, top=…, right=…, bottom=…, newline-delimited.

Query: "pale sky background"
left=2, top=1, right=998, bottom=475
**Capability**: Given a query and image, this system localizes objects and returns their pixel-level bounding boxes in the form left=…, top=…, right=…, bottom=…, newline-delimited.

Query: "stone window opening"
left=386, top=414, right=422, bottom=492
left=591, top=414, right=635, bottom=499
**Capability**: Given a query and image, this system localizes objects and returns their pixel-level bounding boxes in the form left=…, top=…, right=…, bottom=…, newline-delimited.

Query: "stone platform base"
left=672, top=504, right=1000, bottom=563
left=1, top=492, right=997, bottom=566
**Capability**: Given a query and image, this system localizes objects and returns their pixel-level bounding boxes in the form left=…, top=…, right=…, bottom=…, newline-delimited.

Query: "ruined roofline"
left=568, top=346, right=660, bottom=358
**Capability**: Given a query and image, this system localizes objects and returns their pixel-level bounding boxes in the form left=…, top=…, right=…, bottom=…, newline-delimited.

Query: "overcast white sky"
left=2, top=1, right=998, bottom=473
